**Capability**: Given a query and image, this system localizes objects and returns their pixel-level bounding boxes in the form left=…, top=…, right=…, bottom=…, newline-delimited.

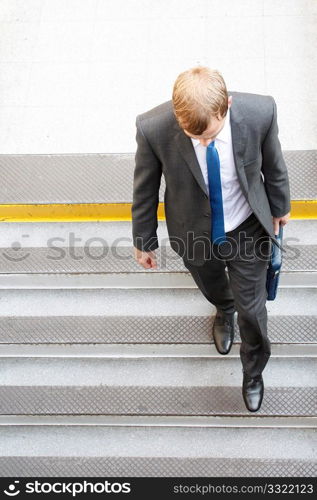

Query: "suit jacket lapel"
left=229, top=94, right=249, bottom=199
left=173, top=91, right=249, bottom=200
left=174, top=123, right=209, bottom=196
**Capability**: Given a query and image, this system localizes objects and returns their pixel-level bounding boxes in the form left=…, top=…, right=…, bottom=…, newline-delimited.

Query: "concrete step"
left=0, top=343, right=316, bottom=357
left=0, top=288, right=314, bottom=344
left=0, top=357, right=316, bottom=416
left=0, top=245, right=315, bottom=273
left=1, top=272, right=316, bottom=288
left=0, top=426, right=315, bottom=476
left=1, top=415, right=316, bottom=428
left=0, top=219, right=315, bottom=287
left=0, top=219, right=315, bottom=247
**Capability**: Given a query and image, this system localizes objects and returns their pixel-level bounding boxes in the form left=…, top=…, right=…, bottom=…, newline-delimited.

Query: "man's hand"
left=134, top=247, right=157, bottom=269
left=272, top=211, right=290, bottom=235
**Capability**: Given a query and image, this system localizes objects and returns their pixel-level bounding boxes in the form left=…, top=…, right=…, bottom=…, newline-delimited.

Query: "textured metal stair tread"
left=0, top=344, right=316, bottom=358
left=1, top=357, right=315, bottom=387
left=0, top=151, right=315, bottom=202
left=1, top=415, right=316, bottom=428
left=1, top=386, right=314, bottom=416
left=0, top=455, right=315, bottom=477
left=0, top=426, right=315, bottom=460
left=0, top=314, right=315, bottom=345
left=0, top=244, right=315, bottom=273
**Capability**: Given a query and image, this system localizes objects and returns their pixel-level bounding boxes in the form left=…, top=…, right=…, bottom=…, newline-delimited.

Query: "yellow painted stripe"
left=289, top=200, right=317, bottom=218
left=0, top=200, right=316, bottom=222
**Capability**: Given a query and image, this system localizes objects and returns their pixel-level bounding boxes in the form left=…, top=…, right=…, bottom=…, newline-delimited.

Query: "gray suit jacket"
left=132, top=91, right=291, bottom=265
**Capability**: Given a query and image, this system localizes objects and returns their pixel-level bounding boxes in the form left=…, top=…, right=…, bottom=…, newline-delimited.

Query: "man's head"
left=172, top=66, right=232, bottom=147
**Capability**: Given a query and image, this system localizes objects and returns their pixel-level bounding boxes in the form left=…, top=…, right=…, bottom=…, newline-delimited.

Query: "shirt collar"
left=191, top=107, right=231, bottom=147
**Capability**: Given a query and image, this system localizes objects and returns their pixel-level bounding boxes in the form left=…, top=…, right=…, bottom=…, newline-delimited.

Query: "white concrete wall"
left=0, top=0, right=316, bottom=153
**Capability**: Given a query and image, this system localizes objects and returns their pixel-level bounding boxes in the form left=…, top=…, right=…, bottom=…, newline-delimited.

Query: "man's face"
left=183, top=96, right=232, bottom=147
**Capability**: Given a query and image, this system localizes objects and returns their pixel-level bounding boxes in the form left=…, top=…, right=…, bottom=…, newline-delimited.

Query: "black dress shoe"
left=212, top=308, right=235, bottom=355
left=242, top=372, right=264, bottom=412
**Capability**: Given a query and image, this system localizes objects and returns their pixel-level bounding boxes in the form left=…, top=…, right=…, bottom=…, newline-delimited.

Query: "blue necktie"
left=206, top=141, right=227, bottom=244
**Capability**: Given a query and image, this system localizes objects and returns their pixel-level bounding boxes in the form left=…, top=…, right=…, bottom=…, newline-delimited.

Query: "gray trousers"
left=183, top=212, right=272, bottom=378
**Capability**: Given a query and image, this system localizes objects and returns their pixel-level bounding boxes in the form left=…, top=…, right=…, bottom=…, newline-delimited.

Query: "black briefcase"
left=266, top=224, right=283, bottom=301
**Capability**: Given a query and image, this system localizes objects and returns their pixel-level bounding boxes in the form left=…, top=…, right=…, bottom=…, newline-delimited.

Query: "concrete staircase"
left=0, top=153, right=316, bottom=477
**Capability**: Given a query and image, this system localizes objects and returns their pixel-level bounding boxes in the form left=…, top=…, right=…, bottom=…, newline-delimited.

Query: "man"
left=131, top=66, right=291, bottom=412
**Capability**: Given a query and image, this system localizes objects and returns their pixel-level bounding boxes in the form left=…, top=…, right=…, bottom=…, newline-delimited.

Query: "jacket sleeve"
left=131, top=115, right=162, bottom=252
left=261, top=97, right=291, bottom=218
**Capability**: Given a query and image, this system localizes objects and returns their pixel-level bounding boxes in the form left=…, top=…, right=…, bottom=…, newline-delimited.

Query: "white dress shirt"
left=190, top=107, right=253, bottom=233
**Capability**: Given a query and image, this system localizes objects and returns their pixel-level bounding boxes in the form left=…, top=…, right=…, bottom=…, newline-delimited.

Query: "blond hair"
left=172, top=66, right=229, bottom=135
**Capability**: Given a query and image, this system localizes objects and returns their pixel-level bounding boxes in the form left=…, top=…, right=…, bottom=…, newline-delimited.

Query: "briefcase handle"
left=266, top=223, right=283, bottom=300
left=271, top=223, right=283, bottom=271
